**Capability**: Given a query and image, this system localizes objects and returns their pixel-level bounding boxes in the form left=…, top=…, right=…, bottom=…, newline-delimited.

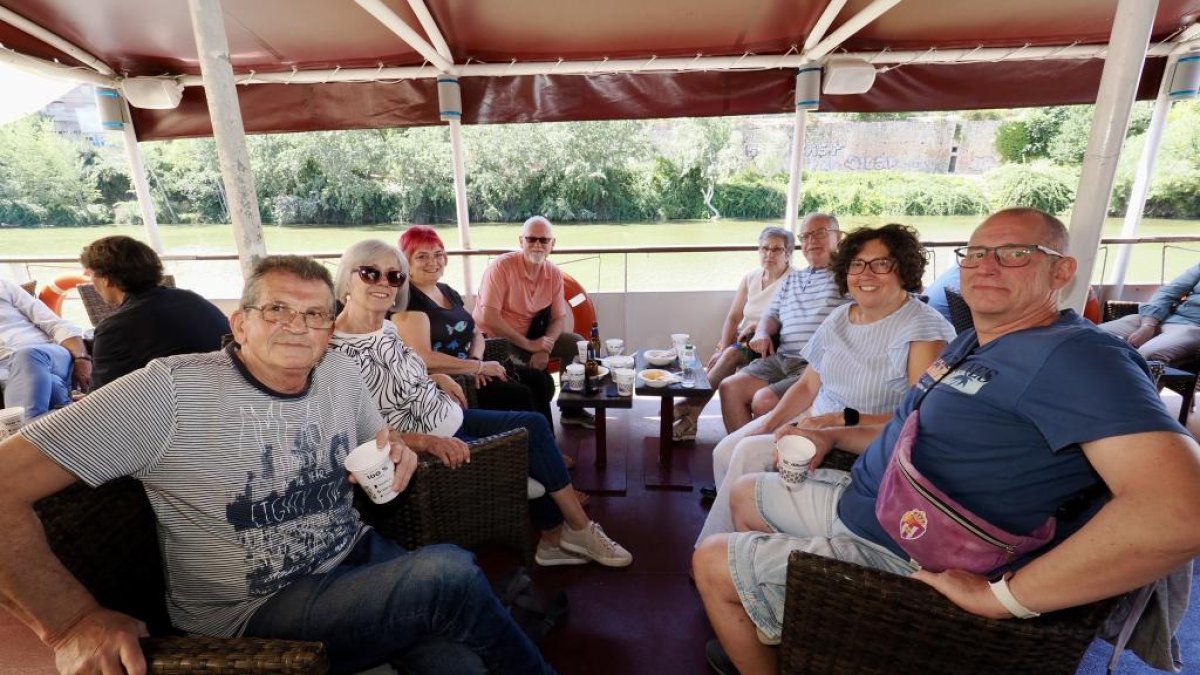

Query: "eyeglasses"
left=413, top=251, right=448, bottom=263
left=799, top=228, right=837, bottom=243
left=758, top=245, right=788, bottom=255
left=354, top=265, right=407, bottom=287
left=954, top=244, right=1064, bottom=268
left=522, top=236, right=553, bottom=245
left=244, top=304, right=335, bottom=330
left=847, top=257, right=897, bottom=275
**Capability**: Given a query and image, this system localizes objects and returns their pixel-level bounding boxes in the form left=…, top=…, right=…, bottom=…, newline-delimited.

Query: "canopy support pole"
left=448, top=119, right=474, bottom=297
left=805, top=0, right=903, bottom=61
left=119, top=100, right=164, bottom=253
left=785, top=106, right=808, bottom=234
left=187, top=0, right=266, bottom=278
left=1064, top=0, right=1158, bottom=311
left=1110, top=50, right=1181, bottom=298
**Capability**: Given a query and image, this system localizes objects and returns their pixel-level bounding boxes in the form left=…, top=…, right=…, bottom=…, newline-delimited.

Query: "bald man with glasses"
left=474, top=215, right=593, bottom=427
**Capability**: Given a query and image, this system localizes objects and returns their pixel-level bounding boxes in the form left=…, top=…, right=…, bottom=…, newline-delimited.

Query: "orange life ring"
left=38, top=273, right=90, bottom=316
left=562, top=272, right=596, bottom=334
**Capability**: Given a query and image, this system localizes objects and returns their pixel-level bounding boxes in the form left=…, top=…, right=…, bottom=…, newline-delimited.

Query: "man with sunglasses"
left=695, top=208, right=1200, bottom=674
left=0, top=255, right=556, bottom=675
left=474, top=215, right=593, bottom=427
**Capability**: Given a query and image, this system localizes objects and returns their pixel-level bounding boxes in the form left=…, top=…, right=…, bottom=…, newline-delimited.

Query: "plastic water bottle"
left=681, top=343, right=696, bottom=388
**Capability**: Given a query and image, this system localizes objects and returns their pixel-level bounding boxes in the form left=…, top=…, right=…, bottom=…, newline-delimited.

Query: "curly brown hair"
left=830, top=224, right=927, bottom=295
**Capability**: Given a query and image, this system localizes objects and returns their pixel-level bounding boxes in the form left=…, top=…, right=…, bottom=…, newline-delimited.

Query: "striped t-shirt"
left=802, top=296, right=956, bottom=416
left=22, top=347, right=385, bottom=637
left=765, top=267, right=847, bottom=356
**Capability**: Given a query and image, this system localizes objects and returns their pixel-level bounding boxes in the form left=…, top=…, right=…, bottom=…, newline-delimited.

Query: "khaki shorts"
left=739, top=353, right=807, bottom=397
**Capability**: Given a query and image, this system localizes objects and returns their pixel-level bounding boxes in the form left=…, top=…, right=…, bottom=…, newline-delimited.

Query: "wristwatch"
left=843, top=407, right=860, bottom=426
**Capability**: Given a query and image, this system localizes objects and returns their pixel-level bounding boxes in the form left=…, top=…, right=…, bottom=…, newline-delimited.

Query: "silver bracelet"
left=989, top=574, right=1040, bottom=619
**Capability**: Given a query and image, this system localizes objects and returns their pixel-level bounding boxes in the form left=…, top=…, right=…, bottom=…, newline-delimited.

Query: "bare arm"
left=916, top=431, right=1200, bottom=618
left=719, top=278, right=750, bottom=351
left=759, top=367, right=821, bottom=432
left=0, top=434, right=148, bottom=673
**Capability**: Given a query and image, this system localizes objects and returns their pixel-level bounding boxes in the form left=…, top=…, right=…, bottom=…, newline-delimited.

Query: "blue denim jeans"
left=456, top=408, right=571, bottom=531
left=4, top=343, right=73, bottom=420
left=244, top=531, right=555, bottom=675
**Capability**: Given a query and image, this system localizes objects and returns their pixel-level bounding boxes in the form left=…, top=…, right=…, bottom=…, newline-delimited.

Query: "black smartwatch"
left=843, top=407, right=860, bottom=426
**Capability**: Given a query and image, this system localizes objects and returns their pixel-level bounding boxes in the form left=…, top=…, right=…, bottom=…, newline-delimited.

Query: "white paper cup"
left=776, top=435, right=816, bottom=489
left=345, top=440, right=398, bottom=504
left=564, top=363, right=585, bottom=391
left=670, top=333, right=689, bottom=353
left=613, top=368, right=635, bottom=396
left=605, top=338, right=624, bottom=356
left=576, top=340, right=589, bottom=363
left=0, top=407, right=24, bottom=439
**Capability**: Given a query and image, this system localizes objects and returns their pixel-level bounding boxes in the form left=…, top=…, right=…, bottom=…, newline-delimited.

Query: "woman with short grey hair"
left=673, top=226, right=795, bottom=442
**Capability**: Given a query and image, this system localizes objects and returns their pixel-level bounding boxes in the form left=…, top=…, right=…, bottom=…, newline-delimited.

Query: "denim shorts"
left=727, top=471, right=914, bottom=644
left=739, top=353, right=807, bottom=397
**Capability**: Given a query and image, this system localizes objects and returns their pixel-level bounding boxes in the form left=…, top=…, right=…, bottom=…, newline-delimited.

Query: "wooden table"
left=556, top=374, right=633, bottom=494
left=634, top=350, right=714, bottom=490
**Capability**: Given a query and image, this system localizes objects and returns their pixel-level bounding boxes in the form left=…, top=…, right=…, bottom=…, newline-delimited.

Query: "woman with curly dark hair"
left=696, top=223, right=955, bottom=543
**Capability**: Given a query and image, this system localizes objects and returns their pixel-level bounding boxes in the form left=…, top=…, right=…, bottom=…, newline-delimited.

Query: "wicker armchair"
left=1103, top=299, right=1198, bottom=424
left=779, top=550, right=1113, bottom=674
left=34, top=428, right=530, bottom=674
left=943, top=289, right=974, bottom=335
left=451, top=337, right=514, bottom=409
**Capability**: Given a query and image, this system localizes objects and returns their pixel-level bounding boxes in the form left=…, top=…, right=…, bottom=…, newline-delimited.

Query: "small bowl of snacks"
left=638, top=368, right=677, bottom=388
left=643, top=349, right=677, bottom=367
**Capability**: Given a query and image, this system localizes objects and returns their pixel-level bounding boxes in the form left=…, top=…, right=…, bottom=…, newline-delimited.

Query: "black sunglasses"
left=355, top=265, right=407, bottom=287
left=522, top=236, right=553, bottom=245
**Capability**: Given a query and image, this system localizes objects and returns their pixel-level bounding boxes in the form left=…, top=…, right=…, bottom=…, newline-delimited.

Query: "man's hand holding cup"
left=345, top=429, right=418, bottom=504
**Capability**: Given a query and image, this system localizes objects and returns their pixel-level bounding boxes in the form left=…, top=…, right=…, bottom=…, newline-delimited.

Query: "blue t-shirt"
left=838, top=310, right=1187, bottom=560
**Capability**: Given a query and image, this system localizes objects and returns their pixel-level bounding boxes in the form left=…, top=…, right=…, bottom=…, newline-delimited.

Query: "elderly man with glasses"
left=717, top=213, right=849, bottom=435
left=473, top=215, right=594, bottom=427
left=0, top=255, right=556, bottom=675
left=694, top=207, right=1200, bottom=675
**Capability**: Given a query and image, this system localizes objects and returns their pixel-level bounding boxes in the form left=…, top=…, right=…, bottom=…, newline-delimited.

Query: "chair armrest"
left=780, top=550, right=1112, bottom=674
left=452, top=373, right=480, bottom=409
left=1103, top=300, right=1141, bottom=323
left=142, top=636, right=328, bottom=674
left=357, top=428, right=530, bottom=563
left=483, top=337, right=512, bottom=363
left=821, top=448, right=857, bottom=472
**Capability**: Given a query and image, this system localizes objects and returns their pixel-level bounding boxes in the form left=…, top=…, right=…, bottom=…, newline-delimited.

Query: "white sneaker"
left=534, top=539, right=589, bottom=567
left=559, top=521, right=633, bottom=568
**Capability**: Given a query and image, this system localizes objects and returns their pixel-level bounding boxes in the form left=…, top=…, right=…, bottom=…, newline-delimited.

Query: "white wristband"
left=989, top=574, right=1040, bottom=619
left=476, top=360, right=483, bottom=375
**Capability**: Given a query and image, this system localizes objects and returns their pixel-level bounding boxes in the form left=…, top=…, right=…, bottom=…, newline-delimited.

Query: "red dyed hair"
left=399, top=226, right=445, bottom=259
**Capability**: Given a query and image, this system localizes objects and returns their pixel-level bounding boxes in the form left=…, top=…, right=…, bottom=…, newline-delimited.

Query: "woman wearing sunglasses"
left=696, top=224, right=956, bottom=544
left=329, top=240, right=632, bottom=568
left=394, top=226, right=554, bottom=425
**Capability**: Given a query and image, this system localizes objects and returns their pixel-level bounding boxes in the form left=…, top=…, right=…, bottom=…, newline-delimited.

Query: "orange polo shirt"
left=473, top=251, right=566, bottom=336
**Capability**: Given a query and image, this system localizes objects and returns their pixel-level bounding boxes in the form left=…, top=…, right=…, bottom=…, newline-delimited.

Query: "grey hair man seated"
left=0, top=255, right=555, bottom=675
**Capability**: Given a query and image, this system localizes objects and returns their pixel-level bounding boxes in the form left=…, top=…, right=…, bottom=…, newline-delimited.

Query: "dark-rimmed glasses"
left=847, top=257, right=897, bottom=275
left=954, top=244, right=1064, bottom=268
left=244, top=304, right=335, bottom=330
left=522, top=236, right=554, bottom=245
left=758, top=245, right=788, bottom=255
left=355, top=265, right=407, bottom=287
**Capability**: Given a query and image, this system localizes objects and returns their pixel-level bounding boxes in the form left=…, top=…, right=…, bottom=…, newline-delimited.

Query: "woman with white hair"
left=328, top=239, right=631, bottom=568
left=673, top=226, right=796, bottom=442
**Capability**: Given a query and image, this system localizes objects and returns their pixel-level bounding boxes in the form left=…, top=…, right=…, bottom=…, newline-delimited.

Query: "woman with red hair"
left=395, top=226, right=555, bottom=424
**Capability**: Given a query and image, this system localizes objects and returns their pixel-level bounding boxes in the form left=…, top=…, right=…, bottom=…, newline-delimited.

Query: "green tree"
left=994, top=120, right=1031, bottom=162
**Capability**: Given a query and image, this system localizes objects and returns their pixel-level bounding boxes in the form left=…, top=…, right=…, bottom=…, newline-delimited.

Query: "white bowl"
left=593, top=366, right=610, bottom=380
left=643, top=349, right=677, bottom=367
left=638, top=368, right=677, bottom=388
left=601, top=355, right=635, bottom=370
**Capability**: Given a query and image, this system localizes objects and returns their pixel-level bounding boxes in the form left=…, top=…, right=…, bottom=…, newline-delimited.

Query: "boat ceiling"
left=2, top=0, right=1198, bottom=139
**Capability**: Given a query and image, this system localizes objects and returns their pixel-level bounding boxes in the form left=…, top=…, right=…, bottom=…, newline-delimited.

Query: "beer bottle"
left=589, top=321, right=602, bottom=357
left=584, top=339, right=599, bottom=395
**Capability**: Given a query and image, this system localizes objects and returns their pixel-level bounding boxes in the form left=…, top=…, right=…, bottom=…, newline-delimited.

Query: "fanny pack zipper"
left=897, top=459, right=1016, bottom=559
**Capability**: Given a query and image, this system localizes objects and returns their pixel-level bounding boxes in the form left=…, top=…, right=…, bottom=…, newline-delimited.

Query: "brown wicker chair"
left=779, top=550, right=1113, bottom=675
left=451, top=337, right=514, bottom=409
left=34, top=428, right=530, bottom=674
left=79, top=275, right=176, bottom=328
left=944, top=289, right=974, bottom=335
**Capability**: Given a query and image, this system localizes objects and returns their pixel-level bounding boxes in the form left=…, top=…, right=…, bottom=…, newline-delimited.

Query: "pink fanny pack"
left=874, top=409, right=1056, bottom=575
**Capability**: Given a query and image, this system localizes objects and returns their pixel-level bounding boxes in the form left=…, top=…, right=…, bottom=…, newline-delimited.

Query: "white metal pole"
left=785, top=107, right=808, bottom=233
left=1064, top=0, right=1158, bottom=311
left=187, top=0, right=266, bottom=278
left=448, top=119, right=474, bottom=296
left=804, top=0, right=850, bottom=52
left=806, top=0, right=904, bottom=61
left=0, top=5, right=115, bottom=76
left=1109, top=51, right=1180, bottom=298
left=119, top=100, right=164, bottom=253
left=355, top=0, right=456, bottom=74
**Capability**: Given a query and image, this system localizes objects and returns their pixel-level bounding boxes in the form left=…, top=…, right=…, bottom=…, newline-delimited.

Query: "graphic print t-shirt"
left=22, top=348, right=385, bottom=637
left=406, top=283, right=474, bottom=359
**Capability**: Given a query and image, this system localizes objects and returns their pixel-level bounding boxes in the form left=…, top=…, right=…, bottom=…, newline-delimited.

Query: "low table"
left=635, top=350, right=714, bottom=490
left=557, top=375, right=633, bottom=493
left=1161, top=365, right=1197, bottom=426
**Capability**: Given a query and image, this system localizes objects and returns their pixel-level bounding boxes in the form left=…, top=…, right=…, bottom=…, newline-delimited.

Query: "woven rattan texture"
left=141, top=636, right=329, bottom=674
left=944, top=289, right=974, bottom=335
left=779, top=550, right=1111, bottom=674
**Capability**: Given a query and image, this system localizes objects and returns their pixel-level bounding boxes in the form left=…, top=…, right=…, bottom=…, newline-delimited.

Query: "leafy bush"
left=712, top=171, right=787, bottom=219
left=994, top=121, right=1030, bottom=163
left=983, top=164, right=1076, bottom=214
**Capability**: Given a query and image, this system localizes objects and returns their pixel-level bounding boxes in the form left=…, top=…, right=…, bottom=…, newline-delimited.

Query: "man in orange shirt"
left=474, top=216, right=593, bottom=427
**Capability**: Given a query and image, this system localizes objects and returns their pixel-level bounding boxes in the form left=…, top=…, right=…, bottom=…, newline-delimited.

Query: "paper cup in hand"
left=776, top=435, right=816, bottom=489
left=345, top=440, right=399, bottom=504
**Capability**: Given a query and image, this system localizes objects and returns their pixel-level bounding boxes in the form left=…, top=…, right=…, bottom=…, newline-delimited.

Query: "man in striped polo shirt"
left=0, top=256, right=554, bottom=675
left=718, top=213, right=848, bottom=433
